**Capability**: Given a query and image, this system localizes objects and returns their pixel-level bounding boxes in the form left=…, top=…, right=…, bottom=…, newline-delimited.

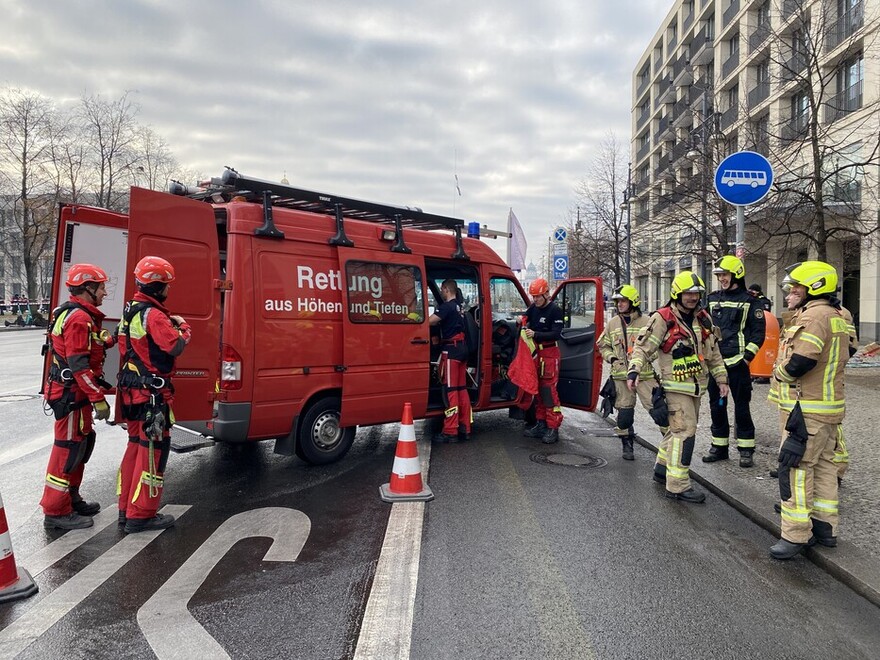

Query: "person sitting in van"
left=429, top=279, right=472, bottom=443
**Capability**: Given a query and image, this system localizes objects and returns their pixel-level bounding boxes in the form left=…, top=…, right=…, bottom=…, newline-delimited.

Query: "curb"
left=619, top=419, right=880, bottom=610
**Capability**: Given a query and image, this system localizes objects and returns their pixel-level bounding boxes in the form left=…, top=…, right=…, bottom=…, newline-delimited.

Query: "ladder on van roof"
left=170, top=167, right=471, bottom=258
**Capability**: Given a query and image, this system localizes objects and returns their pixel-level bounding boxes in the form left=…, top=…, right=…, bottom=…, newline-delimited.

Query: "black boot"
left=541, top=427, right=559, bottom=444
left=811, top=519, right=838, bottom=547
left=739, top=450, right=754, bottom=468
left=769, top=538, right=808, bottom=560
left=621, top=435, right=635, bottom=461
left=118, top=510, right=127, bottom=527
left=124, top=513, right=176, bottom=534
left=44, top=512, right=94, bottom=530
left=70, top=487, right=101, bottom=516
left=524, top=421, right=548, bottom=438
left=702, top=445, right=729, bottom=463
left=665, top=488, right=706, bottom=504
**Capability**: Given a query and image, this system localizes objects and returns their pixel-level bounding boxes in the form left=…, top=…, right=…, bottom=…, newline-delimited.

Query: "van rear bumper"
left=212, top=402, right=251, bottom=442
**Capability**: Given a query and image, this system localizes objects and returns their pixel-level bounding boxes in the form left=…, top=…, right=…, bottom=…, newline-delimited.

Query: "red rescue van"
left=49, top=170, right=604, bottom=464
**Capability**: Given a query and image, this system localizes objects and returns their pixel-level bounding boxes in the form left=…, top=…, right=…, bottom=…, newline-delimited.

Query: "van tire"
left=297, top=396, right=355, bottom=465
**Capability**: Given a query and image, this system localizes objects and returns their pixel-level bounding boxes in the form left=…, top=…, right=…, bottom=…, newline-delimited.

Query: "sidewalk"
left=607, top=359, right=880, bottom=609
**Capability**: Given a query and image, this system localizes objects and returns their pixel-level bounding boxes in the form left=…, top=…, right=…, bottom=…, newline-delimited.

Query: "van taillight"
left=220, top=344, right=242, bottom=390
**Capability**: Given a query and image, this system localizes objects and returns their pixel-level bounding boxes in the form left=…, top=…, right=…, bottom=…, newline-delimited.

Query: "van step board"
left=170, top=428, right=216, bottom=453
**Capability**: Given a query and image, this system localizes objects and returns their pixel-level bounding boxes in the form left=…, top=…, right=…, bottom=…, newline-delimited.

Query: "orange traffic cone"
left=0, top=487, right=38, bottom=603
left=379, top=402, right=434, bottom=503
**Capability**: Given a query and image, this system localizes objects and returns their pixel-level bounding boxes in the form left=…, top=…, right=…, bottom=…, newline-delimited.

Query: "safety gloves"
left=778, top=402, right=808, bottom=469
left=93, top=399, right=111, bottom=421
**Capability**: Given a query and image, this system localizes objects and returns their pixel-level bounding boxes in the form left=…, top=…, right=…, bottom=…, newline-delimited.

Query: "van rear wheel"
left=297, top=396, right=355, bottom=465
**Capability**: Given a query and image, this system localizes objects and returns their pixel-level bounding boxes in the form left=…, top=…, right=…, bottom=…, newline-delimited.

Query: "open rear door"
left=551, top=277, right=604, bottom=412
left=337, top=247, right=430, bottom=425
left=43, top=204, right=129, bottom=393
left=127, top=187, right=220, bottom=421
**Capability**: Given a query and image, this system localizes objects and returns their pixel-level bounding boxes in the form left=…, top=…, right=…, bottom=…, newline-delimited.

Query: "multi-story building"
left=629, top=0, right=879, bottom=342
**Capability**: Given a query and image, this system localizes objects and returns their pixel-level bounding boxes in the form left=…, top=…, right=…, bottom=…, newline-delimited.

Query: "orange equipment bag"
left=749, top=310, right=779, bottom=378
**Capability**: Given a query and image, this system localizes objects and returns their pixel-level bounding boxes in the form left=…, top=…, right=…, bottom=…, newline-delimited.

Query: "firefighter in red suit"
left=116, top=256, right=191, bottom=533
left=41, top=263, right=114, bottom=530
left=429, top=279, right=472, bottom=443
left=523, top=278, right=564, bottom=444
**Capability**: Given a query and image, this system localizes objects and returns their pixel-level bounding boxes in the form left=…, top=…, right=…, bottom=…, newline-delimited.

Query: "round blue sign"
left=713, top=150, right=774, bottom=206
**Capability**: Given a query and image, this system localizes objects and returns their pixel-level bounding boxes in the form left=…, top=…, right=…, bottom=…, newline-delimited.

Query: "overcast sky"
left=1, top=0, right=672, bottom=270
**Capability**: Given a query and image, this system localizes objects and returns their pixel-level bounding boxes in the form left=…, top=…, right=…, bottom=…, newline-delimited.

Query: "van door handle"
left=410, top=338, right=429, bottom=345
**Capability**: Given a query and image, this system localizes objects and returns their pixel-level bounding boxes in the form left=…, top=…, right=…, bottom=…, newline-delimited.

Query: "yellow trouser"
left=656, top=391, right=700, bottom=494
left=833, top=425, right=849, bottom=479
left=778, top=413, right=839, bottom=544
left=613, top=379, right=654, bottom=437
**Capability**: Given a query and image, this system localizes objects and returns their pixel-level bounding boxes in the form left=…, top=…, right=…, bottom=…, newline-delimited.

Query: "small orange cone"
left=0, top=487, right=38, bottom=603
left=380, top=402, right=434, bottom=503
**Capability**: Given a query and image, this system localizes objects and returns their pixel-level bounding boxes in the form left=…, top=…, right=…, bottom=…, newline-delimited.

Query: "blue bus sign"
left=714, top=150, right=774, bottom=206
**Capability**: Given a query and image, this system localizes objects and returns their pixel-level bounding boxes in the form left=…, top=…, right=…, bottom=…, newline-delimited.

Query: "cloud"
left=0, top=0, right=671, bottom=272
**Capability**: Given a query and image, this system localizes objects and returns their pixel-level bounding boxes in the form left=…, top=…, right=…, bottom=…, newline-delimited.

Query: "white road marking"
left=0, top=504, right=190, bottom=658
left=0, top=431, right=54, bottom=467
left=354, top=438, right=431, bottom=660
left=21, top=507, right=120, bottom=576
left=137, top=507, right=310, bottom=660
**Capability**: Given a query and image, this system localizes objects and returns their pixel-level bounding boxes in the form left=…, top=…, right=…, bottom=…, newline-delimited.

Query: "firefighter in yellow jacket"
left=597, top=284, right=658, bottom=460
left=627, top=272, right=728, bottom=503
left=768, top=261, right=857, bottom=560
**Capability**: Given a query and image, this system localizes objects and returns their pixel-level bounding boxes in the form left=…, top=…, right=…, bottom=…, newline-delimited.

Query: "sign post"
left=714, top=150, right=774, bottom=258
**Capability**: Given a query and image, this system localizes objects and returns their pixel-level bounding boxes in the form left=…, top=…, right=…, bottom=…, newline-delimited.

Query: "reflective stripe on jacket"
left=770, top=299, right=856, bottom=423
left=707, top=286, right=766, bottom=365
left=597, top=312, right=653, bottom=380
left=628, top=303, right=727, bottom=398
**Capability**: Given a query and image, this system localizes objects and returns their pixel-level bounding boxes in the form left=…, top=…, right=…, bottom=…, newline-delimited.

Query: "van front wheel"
left=297, top=396, right=355, bottom=465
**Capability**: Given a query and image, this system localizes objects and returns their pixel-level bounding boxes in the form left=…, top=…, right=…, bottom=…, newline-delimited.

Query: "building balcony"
left=672, top=52, right=693, bottom=85
left=690, top=32, right=715, bottom=66
left=636, top=75, right=651, bottom=100
left=637, top=105, right=651, bottom=130
left=719, top=104, right=739, bottom=131
left=654, top=115, right=672, bottom=143
left=654, top=53, right=663, bottom=75
left=826, top=2, right=864, bottom=52
left=779, top=115, right=809, bottom=143
left=721, top=50, right=740, bottom=80
left=683, top=10, right=694, bottom=33
left=655, top=154, right=675, bottom=181
left=748, top=24, right=770, bottom=54
left=780, top=53, right=808, bottom=84
left=657, top=77, right=677, bottom=103
left=824, top=81, right=863, bottom=124
left=782, top=0, right=799, bottom=21
left=672, top=96, right=694, bottom=128
left=672, top=140, right=692, bottom=163
left=722, top=0, right=740, bottom=28
left=827, top=180, right=862, bottom=207
left=636, top=140, right=652, bottom=164
left=668, top=34, right=678, bottom=53
left=747, top=80, right=770, bottom=109
left=634, top=176, right=650, bottom=196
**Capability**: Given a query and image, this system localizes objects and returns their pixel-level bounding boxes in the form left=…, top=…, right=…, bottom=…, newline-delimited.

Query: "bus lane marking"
left=354, top=438, right=431, bottom=660
left=21, top=507, right=119, bottom=576
left=137, top=507, right=310, bottom=660
left=0, top=504, right=190, bottom=658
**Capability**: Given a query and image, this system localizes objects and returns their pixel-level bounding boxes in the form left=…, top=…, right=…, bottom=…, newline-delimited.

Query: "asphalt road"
left=1, top=330, right=878, bottom=659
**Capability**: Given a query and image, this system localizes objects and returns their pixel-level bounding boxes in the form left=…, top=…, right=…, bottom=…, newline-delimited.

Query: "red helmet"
left=528, top=277, right=550, bottom=297
left=66, top=263, right=109, bottom=287
left=134, top=256, right=176, bottom=285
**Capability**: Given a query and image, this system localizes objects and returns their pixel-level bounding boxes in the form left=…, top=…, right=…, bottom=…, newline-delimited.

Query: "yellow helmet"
left=670, top=271, right=705, bottom=300
left=712, top=255, right=745, bottom=280
left=781, top=261, right=838, bottom=297
left=611, top=284, right=640, bottom=308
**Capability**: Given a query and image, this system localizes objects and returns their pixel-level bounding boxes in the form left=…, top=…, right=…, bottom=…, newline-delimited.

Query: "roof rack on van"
left=170, top=168, right=471, bottom=260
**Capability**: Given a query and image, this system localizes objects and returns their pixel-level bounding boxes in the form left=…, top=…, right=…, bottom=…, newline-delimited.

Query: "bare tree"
left=571, top=134, right=629, bottom=284
left=750, top=0, right=880, bottom=261
left=0, top=88, right=60, bottom=302
left=78, top=91, right=141, bottom=210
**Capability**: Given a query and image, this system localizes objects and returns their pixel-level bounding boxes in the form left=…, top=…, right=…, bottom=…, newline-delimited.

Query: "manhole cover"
left=530, top=452, right=607, bottom=468
left=0, top=394, right=40, bottom=402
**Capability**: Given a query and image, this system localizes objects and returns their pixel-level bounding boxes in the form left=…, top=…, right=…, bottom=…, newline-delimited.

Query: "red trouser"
left=535, top=346, right=563, bottom=429
left=440, top=350, right=472, bottom=435
left=117, top=391, right=172, bottom=521
left=40, top=397, right=94, bottom=516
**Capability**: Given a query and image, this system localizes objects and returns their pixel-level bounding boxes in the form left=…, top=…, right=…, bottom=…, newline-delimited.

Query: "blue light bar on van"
left=467, top=221, right=480, bottom=239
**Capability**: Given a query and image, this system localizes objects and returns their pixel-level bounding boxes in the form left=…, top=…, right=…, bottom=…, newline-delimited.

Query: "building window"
left=827, top=52, right=863, bottom=122
left=757, top=1, right=770, bottom=26
left=729, top=32, right=739, bottom=57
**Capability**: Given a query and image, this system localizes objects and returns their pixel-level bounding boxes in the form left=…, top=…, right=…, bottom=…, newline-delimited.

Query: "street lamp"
left=619, top=162, right=635, bottom=285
